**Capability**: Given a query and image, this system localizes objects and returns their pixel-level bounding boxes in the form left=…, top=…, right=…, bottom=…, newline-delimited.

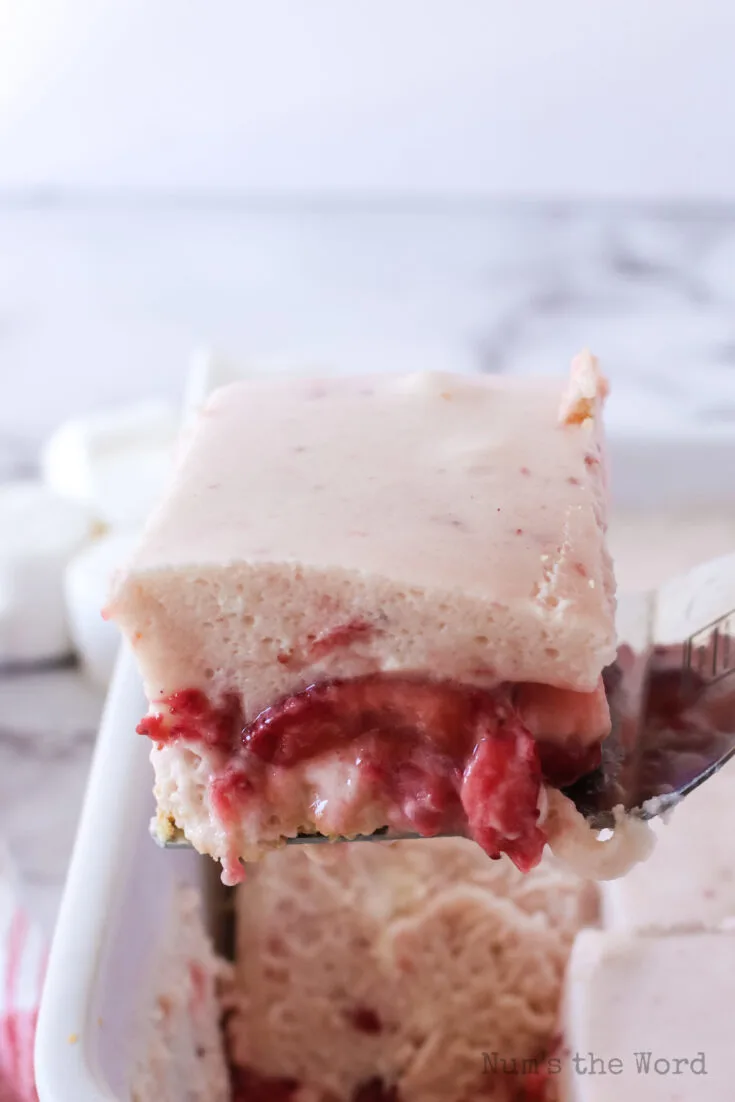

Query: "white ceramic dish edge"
left=34, top=647, right=204, bottom=1101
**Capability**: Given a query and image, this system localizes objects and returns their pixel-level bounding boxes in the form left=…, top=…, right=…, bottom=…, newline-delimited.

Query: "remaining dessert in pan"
left=229, top=839, right=597, bottom=1102
left=131, top=758, right=735, bottom=1101
left=108, top=352, right=617, bottom=884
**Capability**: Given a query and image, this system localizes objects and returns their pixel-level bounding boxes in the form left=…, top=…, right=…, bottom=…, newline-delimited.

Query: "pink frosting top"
left=112, top=358, right=615, bottom=698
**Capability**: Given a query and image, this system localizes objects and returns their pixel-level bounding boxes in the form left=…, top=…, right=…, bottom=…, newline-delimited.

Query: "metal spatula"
left=565, top=552, right=735, bottom=828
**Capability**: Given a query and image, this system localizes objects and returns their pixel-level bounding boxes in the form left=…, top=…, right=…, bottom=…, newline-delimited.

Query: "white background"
left=1, top=0, right=734, bottom=199
left=2, top=1, right=735, bottom=453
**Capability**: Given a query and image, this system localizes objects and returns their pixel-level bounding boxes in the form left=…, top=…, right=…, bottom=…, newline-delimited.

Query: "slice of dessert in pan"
left=107, top=352, right=617, bottom=884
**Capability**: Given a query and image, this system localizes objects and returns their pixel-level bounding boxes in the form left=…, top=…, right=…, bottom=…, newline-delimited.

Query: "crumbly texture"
left=545, top=790, right=655, bottom=882
left=229, top=838, right=597, bottom=1102
left=557, top=350, right=609, bottom=427
left=130, top=886, right=231, bottom=1102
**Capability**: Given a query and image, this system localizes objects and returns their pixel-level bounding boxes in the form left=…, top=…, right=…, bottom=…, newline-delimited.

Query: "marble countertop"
left=3, top=197, right=735, bottom=933
left=4, top=199, right=735, bottom=459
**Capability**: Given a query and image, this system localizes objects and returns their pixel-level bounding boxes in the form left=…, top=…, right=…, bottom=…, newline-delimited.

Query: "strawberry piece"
left=243, top=676, right=484, bottom=766
left=461, top=720, right=545, bottom=872
left=137, top=690, right=242, bottom=750
left=245, top=675, right=545, bottom=871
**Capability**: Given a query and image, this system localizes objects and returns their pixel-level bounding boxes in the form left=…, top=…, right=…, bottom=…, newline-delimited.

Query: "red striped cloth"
left=0, top=909, right=47, bottom=1102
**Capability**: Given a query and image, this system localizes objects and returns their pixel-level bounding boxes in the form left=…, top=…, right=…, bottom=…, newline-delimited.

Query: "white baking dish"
left=34, top=646, right=208, bottom=1101
left=34, top=360, right=735, bottom=1101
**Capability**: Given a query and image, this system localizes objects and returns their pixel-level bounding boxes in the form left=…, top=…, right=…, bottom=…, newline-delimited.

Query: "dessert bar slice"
left=108, top=353, right=616, bottom=883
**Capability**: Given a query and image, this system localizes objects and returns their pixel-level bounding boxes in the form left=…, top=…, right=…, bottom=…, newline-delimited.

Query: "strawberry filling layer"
left=139, top=675, right=602, bottom=874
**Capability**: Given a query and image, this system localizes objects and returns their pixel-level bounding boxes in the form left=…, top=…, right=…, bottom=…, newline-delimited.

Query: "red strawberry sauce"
left=138, top=675, right=600, bottom=873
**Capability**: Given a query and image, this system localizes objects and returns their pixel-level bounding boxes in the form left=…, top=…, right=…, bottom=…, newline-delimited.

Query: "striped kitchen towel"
left=0, top=868, right=47, bottom=1102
